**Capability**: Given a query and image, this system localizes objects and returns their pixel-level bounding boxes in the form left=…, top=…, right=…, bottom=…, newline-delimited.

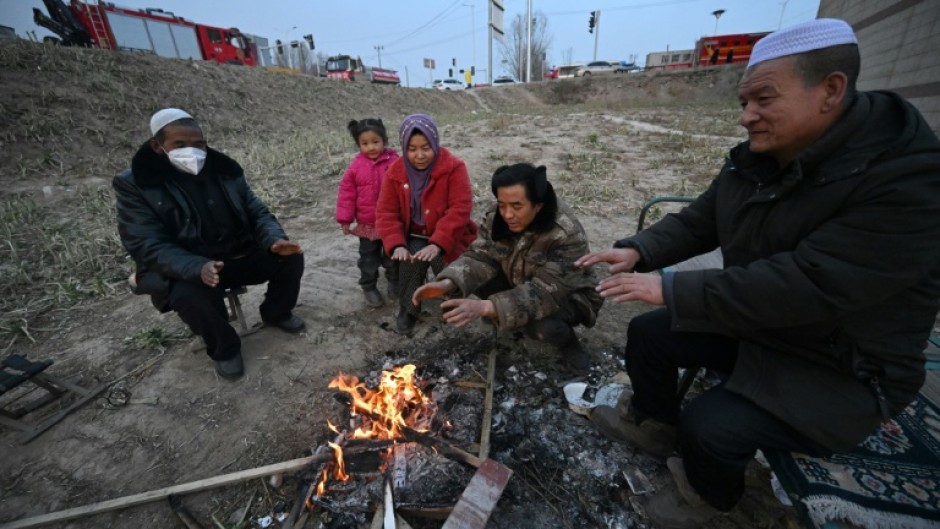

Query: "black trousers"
left=357, top=237, right=397, bottom=290
left=398, top=236, right=445, bottom=316
left=625, top=309, right=831, bottom=511
left=168, top=250, right=304, bottom=361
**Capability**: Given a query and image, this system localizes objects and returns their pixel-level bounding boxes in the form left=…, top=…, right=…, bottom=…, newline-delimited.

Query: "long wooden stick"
left=478, top=347, right=496, bottom=459
left=0, top=453, right=333, bottom=529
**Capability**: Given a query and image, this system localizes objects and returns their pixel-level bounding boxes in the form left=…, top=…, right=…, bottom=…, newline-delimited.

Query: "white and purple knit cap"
left=747, top=18, right=857, bottom=69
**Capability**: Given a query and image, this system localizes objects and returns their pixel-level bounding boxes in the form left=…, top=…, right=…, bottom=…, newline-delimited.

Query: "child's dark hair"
left=347, top=118, right=388, bottom=144
left=490, top=163, right=558, bottom=237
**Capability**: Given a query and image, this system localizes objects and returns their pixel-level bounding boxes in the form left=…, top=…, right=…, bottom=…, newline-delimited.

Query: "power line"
left=380, top=28, right=476, bottom=57
left=317, top=0, right=461, bottom=52
left=383, top=0, right=464, bottom=47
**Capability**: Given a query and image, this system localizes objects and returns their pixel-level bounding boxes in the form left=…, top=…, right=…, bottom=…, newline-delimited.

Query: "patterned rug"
left=769, top=393, right=940, bottom=529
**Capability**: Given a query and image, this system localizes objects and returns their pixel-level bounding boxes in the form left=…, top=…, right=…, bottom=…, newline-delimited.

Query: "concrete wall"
left=818, top=0, right=940, bottom=133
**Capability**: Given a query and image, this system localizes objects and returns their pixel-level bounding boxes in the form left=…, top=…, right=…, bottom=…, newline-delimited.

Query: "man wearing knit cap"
left=577, top=18, right=940, bottom=527
left=114, top=108, right=306, bottom=380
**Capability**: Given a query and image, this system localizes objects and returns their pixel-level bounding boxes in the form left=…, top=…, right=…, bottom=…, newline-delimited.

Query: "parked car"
left=492, top=76, right=520, bottom=86
left=432, top=79, right=466, bottom=90
left=614, top=61, right=642, bottom=73
left=575, top=61, right=618, bottom=77
left=556, top=64, right=583, bottom=79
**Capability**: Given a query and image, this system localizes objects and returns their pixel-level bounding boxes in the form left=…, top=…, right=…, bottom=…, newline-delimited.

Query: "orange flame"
left=329, top=441, right=348, bottom=481
left=313, top=365, right=438, bottom=500
left=328, top=364, right=437, bottom=439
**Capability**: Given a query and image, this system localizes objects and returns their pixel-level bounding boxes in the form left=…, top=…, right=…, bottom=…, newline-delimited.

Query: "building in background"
left=818, top=0, right=939, bottom=132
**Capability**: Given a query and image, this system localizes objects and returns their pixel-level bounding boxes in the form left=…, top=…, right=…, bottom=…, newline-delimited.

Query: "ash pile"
left=357, top=330, right=654, bottom=529
left=291, top=325, right=791, bottom=529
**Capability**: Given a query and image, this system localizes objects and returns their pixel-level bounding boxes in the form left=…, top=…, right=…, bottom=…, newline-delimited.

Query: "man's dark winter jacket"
left=113, top=143, right=286, bottom=308
left=617, top=91, right=940, bottom=451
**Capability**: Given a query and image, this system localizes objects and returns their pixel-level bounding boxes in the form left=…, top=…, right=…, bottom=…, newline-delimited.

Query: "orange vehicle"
left=694, top=32, right=769, bottom=67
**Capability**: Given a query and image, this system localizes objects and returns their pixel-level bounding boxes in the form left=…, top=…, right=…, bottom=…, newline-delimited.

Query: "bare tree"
left=499, top=11, right=552, bottom=81
left=561, top=47, right=574, bottom=66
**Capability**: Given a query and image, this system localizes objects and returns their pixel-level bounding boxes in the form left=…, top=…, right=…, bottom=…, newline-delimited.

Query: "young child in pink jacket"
left=336, top=118, right=400, bottom=307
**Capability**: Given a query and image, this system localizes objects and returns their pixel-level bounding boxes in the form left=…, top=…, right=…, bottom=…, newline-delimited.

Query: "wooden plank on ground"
left=0, top=454, right=333, bottom=529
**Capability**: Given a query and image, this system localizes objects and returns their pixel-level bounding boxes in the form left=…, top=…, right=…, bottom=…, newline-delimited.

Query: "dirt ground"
left=0, top=41, right=803, bottom=528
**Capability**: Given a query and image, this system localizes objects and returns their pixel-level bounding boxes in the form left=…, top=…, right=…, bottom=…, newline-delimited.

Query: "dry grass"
left=0, top=39, right=746, bottom=347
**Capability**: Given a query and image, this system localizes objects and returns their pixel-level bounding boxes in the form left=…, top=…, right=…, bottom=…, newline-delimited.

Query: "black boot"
left=363, top=288, right=385, bottom=308
left=396, top=307, right=417, bottom=334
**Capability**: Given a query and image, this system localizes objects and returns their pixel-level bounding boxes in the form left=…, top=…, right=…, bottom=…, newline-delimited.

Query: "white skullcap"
left=150, top=108, right=193, bottom=136
left=748, top=18, right=857, bottom=69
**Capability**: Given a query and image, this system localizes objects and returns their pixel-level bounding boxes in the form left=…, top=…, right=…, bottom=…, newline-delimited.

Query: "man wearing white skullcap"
left=113, top=109, right=307, bottom=380
left=578, top=18, right=940, bottom=527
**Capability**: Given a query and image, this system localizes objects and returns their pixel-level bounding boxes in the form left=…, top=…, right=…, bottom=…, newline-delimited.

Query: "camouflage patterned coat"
left=437, top=200, right=603, bottom=331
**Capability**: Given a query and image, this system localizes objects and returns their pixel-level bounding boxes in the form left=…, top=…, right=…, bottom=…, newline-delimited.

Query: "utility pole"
left=592, top=10, right=600, bottom=61
left=488, top=2, right=493, bottom=83
left=464, top=2, right=476, bottom=77
left=374, top=45, right=384, bottom=67
left=525, top=0, right=532, bottom=82
left=405, top=66, right=410, bottom=87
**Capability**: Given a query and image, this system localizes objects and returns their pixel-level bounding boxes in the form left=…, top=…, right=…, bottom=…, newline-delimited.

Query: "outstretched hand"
left=440, top=298, right=495, bottom=328
left=270, top=240, right=303, bottom=256
left=597, top=272, right=664, bottom=305
left=412, top=244, right=441, bottom=262
left=575, top=247, right=641, bottom=274
left=391, top=247, right=412, bottom=261
left=412, top=279, right=456, bottom=306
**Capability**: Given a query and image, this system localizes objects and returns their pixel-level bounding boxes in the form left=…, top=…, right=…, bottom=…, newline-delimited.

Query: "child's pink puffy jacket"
left=335, top=148, right=399, bottom=226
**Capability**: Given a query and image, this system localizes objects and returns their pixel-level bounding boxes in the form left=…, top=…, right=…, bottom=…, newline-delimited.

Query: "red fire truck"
left=34, top=0, right=256, bottom=66
left=326, top=54, right=400, bottom=85
left=694, top=32, right=769, bottom=67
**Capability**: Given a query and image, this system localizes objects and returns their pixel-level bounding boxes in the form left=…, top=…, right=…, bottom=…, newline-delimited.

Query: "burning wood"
left=294, top=363, right=495, bottom=522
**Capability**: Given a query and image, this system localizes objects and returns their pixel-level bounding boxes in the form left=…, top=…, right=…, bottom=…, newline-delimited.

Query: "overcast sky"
left=2, top=0, right=820, bottom=86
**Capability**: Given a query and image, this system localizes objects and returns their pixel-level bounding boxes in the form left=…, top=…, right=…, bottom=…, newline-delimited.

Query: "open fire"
left=309, top=364, right=446, bottom=508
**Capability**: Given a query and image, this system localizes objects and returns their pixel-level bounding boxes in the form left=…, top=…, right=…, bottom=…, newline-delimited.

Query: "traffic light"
left=276, top=39, right=283, bottom=54
left=304, top=34, right=314, bottom=49
left=471, top=66, right=475, bottom=75
left=588, top=11, right=596, bottom=33
left=449, top=68, right=453, bottom=77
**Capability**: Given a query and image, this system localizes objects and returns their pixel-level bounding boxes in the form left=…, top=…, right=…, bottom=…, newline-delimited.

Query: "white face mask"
left=164, top=146, right=207, bottom=175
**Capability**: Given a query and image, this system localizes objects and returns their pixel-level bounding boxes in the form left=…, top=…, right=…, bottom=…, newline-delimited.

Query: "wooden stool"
left=0, top=354, right=108, bottom=443
left=225, top=286, right=249, bottom=332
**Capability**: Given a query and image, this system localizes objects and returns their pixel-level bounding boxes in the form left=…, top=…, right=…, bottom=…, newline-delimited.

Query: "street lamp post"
left=463, top=2, right=476, bottom=75
left=711, top=9, right=725, bottom=35
left=374, top=45, right=384, bottom=67
left=525, top=0, right=532, bottom=82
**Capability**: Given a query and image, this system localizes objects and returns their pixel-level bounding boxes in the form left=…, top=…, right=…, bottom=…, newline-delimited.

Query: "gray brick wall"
left=819, top=0, right=940, bottom=133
